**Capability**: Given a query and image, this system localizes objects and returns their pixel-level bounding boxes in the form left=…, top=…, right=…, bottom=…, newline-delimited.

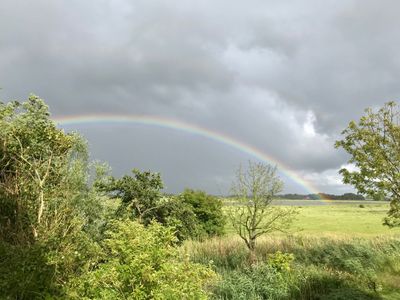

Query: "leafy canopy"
left=0, top=95, right=84, bottom=242
left=0, top=95, right=106, bottom=298
left=98, top=169, right=164, bottom=224
left=335, top=101, right=400, bottom=227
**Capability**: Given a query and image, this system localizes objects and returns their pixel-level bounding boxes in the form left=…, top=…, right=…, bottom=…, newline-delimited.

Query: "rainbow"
left=53, top=113, right=322, bottom=197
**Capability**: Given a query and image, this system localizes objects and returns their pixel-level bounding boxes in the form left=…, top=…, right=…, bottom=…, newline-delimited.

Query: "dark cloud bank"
left=1, top=0, right=399, bottom=194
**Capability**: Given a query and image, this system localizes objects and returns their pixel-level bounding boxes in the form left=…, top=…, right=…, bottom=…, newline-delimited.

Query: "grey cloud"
left=1, top=0, right=398, bottom=194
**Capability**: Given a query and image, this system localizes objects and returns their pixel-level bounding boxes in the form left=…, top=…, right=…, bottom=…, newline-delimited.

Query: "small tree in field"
left=229, top=162, right=297, bottom=252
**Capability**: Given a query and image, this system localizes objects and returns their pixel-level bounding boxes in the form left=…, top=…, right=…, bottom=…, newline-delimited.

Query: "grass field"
left=223, top=200, right=400, bottom=237
left=187, top=200, right=400, bottom=299
left=291, top=203, right=400, bottom=236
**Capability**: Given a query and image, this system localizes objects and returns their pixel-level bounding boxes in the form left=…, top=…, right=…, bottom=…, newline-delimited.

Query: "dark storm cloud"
left=242, top=0, right=400, bottom=133
left=1, top=0, right=399, bottom=193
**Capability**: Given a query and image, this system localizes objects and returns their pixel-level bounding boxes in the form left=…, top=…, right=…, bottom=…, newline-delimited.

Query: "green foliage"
left=267, top=251, right=294, bottom=272
left=101, top=170, right=225, bottom=241
left=0, top=96, right=109, bottom=298
left=0, top=95, right=83, bottom=242
left=0, top=192, right=104, bottom=299
left=335, top=101, right=400, bottom=226
left=99, top=169, right=164, bottom=224
left=160, top=196, right=202, bottom=241
left=178, top=189, right=225, bottom=238
left=186, top=239, right=249, bottom=271
left=81, top=162, right=120, bottom=241
left=212, top=262, right=293, bottom=300
left=292, top=266, right=381, bottom=300
left=0, top=242, right=59, bottom=298
left=70, top=220, right=217, bottom=299
left=187, top=235, right=400, bottom=299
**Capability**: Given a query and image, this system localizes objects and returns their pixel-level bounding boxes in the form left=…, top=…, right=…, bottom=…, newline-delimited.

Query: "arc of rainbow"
left=53, top=114, right=322, bottom=198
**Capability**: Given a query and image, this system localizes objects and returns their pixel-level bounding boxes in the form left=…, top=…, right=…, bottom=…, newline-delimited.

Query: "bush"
left=0, top=242, right=58, bottom=299
left=178, top=189, right=225, bottom=238
left=69, top=220, right=217, bottom=299
left=267, top=251, right=294, bottom=272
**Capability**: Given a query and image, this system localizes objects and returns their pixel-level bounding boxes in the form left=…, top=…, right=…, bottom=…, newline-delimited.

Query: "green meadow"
left=223, top=200, right=400, bottom=237
left=292, top=203, right=400, bottom=236
left=185, top=201, right=400, bottom=299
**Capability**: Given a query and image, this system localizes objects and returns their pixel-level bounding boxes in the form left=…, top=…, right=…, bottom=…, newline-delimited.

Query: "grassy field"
left=223, top=201, right=400, bottom=237
left=290, top=203, right=400, bottom=236
left=185, top=234, right=400, bottom=299
left=185, top=200, right=400, bottom=299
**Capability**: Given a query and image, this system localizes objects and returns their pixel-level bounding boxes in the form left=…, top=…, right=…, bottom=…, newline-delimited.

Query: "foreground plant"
left=69, top=220, right=217, bottom=299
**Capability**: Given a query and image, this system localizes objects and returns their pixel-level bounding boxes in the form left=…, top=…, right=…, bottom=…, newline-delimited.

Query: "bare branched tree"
left=229, top=161, right=298, bottom=252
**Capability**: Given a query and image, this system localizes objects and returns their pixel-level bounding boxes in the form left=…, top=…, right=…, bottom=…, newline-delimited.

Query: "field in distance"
left=222, top=199, right=400, bottom=237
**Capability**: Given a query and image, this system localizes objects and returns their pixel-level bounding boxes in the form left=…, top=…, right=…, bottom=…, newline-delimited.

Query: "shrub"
left=69, top=220, right=217, bottom=299
left=267, top=251, right=294, bottom=272
left=178, top=189, right=225, bottom=238
left=0, top=242, right=59, bottom=299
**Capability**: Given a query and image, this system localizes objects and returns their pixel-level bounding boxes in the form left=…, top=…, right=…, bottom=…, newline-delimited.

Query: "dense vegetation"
left=1, top=96, right=399, bottom=299
left=0, top=96, right=222, bottom=299
left=186, top=235, right=400, bottom=299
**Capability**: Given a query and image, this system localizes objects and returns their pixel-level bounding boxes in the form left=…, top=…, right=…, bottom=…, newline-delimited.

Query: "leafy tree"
left=78, top=161, right=120, bottom=241
left=99, top=169, right=165, bottom=224
left=0, top=95, right=82, bottom=242
left=0, top=95, right=106, bottom=298
left=335, top=102, right=400, bottom=227
left=101, top=171, right=225, bottom=240
left=158, top=197, right=202, bottom=241
left=229, top=161, right=297, bottom=252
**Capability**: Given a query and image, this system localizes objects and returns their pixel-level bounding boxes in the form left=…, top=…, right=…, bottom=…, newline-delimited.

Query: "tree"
left=99, top=169, right=164, bottom=224
left=0, top=95, right=83, bottom=242
left=100, top=171, right=225, bottom=241
left=0, top=95, right=107, bottom=298
left=229, top=161, right=297, bottom=252
left=335, top=102, right=400, bottom=227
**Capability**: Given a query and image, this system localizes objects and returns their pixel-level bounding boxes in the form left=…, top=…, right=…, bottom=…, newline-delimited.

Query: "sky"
left=1, top=0, right=399, bottom=195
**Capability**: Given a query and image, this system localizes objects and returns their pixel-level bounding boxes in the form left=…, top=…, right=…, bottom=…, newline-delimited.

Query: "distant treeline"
left=277, top=193, right=365, bottom=200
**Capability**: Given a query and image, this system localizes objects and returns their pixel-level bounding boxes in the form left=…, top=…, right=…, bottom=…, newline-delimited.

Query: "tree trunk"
left=248, top=236, right=257, bottom=264
left=35, top=183, right=45, bottom=238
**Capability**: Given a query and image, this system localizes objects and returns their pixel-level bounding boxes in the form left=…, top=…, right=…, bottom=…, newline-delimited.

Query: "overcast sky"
left=1, top=0, right=399, bottom=194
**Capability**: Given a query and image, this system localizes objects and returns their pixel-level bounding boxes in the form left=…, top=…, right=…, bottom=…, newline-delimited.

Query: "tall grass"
left=183, top=235, right=400, bottom=299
